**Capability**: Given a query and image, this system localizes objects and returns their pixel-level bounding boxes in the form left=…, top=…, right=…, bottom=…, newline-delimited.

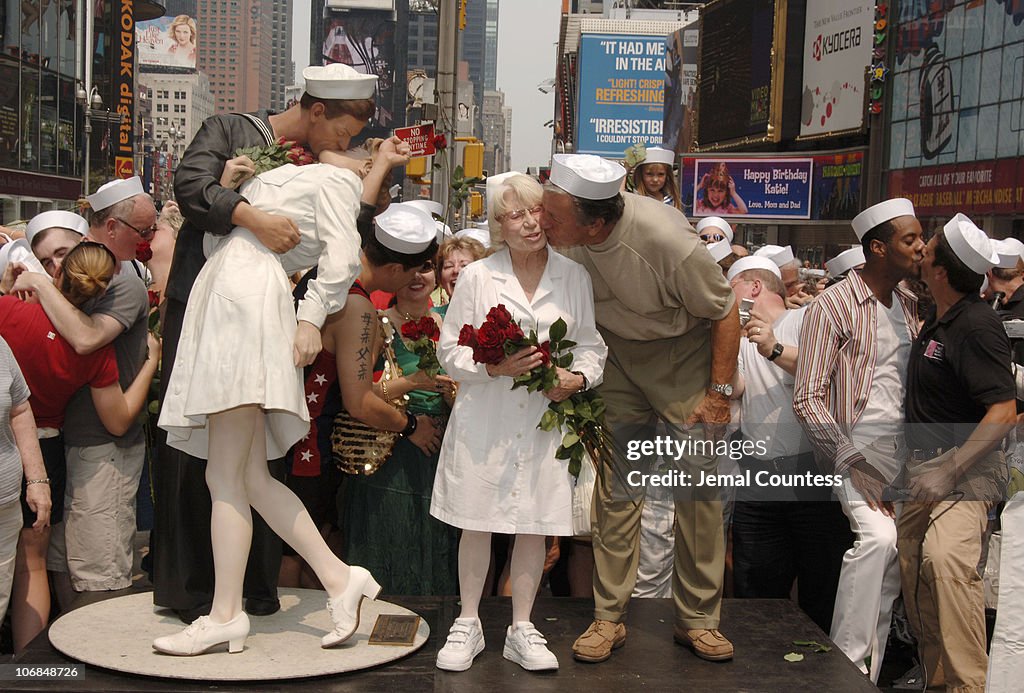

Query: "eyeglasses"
left=115, top=217, right=157, bottom=240
left=700, top=234, right=725, bottom=243
left=502, top=206, right=543, bottom=223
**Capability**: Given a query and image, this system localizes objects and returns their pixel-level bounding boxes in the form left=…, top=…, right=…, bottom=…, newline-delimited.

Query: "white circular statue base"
left=48, top=589, right=429, bottom=681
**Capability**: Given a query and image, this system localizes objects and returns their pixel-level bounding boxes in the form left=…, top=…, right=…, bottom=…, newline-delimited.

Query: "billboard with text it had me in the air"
left=576, top=33, right=666, bottom=157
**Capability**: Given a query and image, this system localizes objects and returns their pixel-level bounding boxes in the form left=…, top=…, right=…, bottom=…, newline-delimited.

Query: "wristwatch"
left=766, top=343, right=785, bottom=362
left=571, top=370, right=589, bottom=391
left=709, top=383, right=733, bottom=397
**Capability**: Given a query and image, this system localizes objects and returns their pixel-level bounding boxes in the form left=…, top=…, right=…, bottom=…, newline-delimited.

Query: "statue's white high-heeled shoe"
left=152, top=612, right=250, bottom=656
left=322, top=566, right=382, bottom=648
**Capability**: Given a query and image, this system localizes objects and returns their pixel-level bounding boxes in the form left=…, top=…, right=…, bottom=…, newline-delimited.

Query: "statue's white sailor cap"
left=0, top=238, right=46, bottom=277
left=641, top=146, right=675, bottom=166
left=406, top=199, right=444, bottom=219
left=454, top=227, right=491, bottom=249
left=302, top=63, right=377, bottom=100
left=695, top=216, right=734, bottom=242
left=549, top=154, right=625, bottom=200
left=993, top=237, right=1024, bottom=269
left=707, top=240, right=732, bottom=262
left=851, top=198, right=915, bottom=240
left=86, top=176, right=144, bottom=212
left=944, top=213, right=998, bottom=275
left=726, top=256, right=783, bottom=282
left=754, top=244, right=795, bottom=267
left=25, top=210, right=88, bottom=245
left=825, top=247, right=866, bottom=277
left=373, top=203, right=436, bottom=254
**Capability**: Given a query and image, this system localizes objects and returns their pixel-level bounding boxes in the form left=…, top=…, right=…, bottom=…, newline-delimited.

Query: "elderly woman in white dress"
left=155, top=144, right=390, bottom=655
left=430, top=173, right=607, bottom=672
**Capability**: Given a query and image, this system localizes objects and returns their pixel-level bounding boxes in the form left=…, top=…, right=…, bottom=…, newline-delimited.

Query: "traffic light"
left=463, top=143, right=484, bottom=179
left=406, top=156, right=428, bottom=179
left=470, top=191, right=483, bottom=217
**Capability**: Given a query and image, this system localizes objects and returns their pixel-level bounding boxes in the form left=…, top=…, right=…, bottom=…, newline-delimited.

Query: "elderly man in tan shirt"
left=539, top=154, right=740, bottom=663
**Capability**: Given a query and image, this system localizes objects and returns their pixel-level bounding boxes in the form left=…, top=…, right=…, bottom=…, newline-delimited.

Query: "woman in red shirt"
left=0, top=241, right=159, bottom=653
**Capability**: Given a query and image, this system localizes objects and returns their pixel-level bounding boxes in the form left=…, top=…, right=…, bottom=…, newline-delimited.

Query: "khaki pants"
left=896, top=448, right=1006, bottom=692
left=591, top=328, right=724, bottom=629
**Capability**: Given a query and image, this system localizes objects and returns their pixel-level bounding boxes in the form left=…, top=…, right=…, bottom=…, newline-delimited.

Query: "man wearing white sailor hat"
left=541, top=153, right=740, bottom=663
left=695, top=216, right=734, bottom=245
left=8, top=209, right=87, bottom=278
left=792, top=196, right=924, bottom=683
left=753, top=244, right=805, bottom=303
left=899, top=212, right=1014, bottom=692
left=153, top=56, right=380, bottom=624
left=727, top=253, right=850, bottom=636
left=7, top=175, right=157, bottom=603
left=985, top=237, right=1024, bottom=316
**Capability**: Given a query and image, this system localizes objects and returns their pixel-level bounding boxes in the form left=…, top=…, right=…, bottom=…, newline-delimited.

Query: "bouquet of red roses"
left=460, top=304, right=608, bottom=478
left=400, top=315, right=442, bottom=378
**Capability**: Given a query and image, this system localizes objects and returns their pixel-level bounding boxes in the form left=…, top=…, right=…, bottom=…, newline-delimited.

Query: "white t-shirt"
left=852, top=296, right=911, bottom=481
left=737, top=307, right=812, bottom=459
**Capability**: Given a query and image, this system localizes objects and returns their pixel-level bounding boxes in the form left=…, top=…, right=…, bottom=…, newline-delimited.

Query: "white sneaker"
left=436, top=617, right=485, bottom=671
left=503, top=621, right=559, bottom=671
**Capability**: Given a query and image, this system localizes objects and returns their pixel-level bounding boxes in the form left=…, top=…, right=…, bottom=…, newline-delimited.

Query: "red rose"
left=473, top=345, right=505, bottom=365
left=418, top=316, right=440, bottom=341
left=538, top=340, right=551, bottom=366
left=501, top=321, right=524, bottom=344
left=147, top=289, right=161, bottom=309
left=458, top=324, right=478, bottom=348
left=476, top=321, right=503, bottom=350
left=135, top=241, right=153, bottom=263
left=486, top=304, right=512, bottom=327
left=433, top=133, right=448, bottom=151
left=401, top=321, right=422, bottom=341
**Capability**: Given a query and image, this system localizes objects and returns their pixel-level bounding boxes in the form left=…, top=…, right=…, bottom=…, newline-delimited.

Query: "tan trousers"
left=896, top=449, right=1006, bottom=692
left=591, top=328, right=724, bottom=629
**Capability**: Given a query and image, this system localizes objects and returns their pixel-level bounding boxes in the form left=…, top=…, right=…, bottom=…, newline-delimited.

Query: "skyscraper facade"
left=270, top=0, right=295, bottom=112
left=196, top=0, right=273, bottom=114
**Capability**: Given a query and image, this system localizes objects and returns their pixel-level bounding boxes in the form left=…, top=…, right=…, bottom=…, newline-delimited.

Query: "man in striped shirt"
left=793, top=197, right=925, bottom=682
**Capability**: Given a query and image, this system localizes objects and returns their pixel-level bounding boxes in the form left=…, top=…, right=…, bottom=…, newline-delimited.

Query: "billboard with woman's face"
left=137, top=14, right=198, bottom=70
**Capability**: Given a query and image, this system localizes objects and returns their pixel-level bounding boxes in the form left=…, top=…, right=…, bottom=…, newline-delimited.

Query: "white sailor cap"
left=549, top=154, right=625, bottom=200
left=25, top=210, right=88, bottom=245
left=944, top=213, right=998, bottom=275
left=825, top=247, right=866, bottom=277
left=373, top=203, right=436, bottom=254
left=993, top=237, right=1024, bottom=269
left=754, top=244, right=795, bottom=267
left=0, top=238, right=46, bottom=277
left=726, top=256, right=783, bottom=282
left=454, top=227, right=491, bottom=249
left=641, top=146, right=675, bottom=166
left=405, top=199, right=444, bottom=219
left=86, top=176, right=145, bottom=212
left=851, top=198, right=915, bottom=240
left=695, top=216, right=734, bottom=243
left=302, top=63, right=377, bottom=100
left=435, top=220, right=452, bottom=244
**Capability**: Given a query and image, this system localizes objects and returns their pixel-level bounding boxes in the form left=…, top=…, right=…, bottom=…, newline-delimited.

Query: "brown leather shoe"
left=572, top=620, right=627, bottom=663
left=673, top=627, right=734, bottom=661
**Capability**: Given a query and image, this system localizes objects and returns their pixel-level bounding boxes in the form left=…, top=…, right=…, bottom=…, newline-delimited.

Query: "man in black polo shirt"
left=900, top=213, right=1016, bottom=692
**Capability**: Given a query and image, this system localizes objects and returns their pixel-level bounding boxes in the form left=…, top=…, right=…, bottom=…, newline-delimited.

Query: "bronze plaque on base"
left=368, top=614, right=421, bottom=646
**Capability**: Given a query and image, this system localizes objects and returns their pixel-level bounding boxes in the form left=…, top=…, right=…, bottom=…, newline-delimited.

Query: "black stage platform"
left=8, top=595, right=877, bottom=692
